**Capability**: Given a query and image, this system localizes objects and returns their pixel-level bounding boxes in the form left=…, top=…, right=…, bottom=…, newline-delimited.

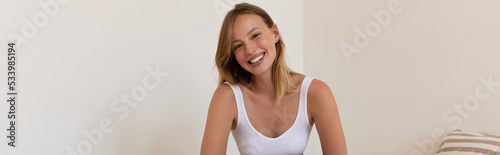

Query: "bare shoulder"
left=307, top=79, right=335, bottom=103
left=208, top=83, right=238, bottom=125
left=212, top=84, right=235, bottom=101
left=307, top=78, right=337, bottom=120
left=210, top=84, right=237, bottom=111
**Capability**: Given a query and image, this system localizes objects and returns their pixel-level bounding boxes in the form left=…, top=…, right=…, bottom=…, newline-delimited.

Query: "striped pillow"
left=435, top=129, right=500, bottom=155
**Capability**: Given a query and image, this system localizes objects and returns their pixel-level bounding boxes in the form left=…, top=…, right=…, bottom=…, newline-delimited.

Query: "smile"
left=249, top=53, right=265, bottom=64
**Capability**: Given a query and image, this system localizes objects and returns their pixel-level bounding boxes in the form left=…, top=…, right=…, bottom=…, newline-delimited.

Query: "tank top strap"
left=224, top=82, right=245, bottom=131
left=299, top=76, right=314, bottom=126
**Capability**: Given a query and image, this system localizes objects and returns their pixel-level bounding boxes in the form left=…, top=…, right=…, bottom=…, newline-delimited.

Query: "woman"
left=201, top=3, right=347, bottom=155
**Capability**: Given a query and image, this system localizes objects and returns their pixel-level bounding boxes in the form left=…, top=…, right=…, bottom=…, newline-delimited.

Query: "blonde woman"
left=201, top=3, right=347, bottom=155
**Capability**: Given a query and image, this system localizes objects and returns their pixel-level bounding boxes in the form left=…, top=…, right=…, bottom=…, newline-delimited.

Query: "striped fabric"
left=435, top=129, right=500, bottom=155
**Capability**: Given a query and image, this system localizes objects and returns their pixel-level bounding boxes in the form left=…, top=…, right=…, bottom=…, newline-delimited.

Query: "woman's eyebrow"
left=233, top=27, right=260, bottom=44
left=247, top=27, right=259, bottom=36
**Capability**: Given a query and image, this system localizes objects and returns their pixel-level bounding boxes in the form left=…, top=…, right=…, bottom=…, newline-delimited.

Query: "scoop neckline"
left=236, top=78, right=306, bottom=140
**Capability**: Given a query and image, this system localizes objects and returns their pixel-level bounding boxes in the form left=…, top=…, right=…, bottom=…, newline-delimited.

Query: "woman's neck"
left=248, top=70, right=276, bottom=97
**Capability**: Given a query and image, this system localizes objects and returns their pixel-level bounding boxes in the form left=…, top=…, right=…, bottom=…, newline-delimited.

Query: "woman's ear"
left=272, top=23, right=280, bottom=43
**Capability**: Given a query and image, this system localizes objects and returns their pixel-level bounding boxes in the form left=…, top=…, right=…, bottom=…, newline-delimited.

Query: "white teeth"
left=250, top=54, right=264, bottom=64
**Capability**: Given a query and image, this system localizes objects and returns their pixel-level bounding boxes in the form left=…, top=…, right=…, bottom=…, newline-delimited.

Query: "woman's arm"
left=201, top=84, right=237, bottom=155
left=308, top=79, right=347, bottom=155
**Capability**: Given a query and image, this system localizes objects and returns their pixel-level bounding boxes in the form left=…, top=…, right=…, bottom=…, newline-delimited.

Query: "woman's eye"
left=252, top=33, right=260, bottom=39
left=233, top=44, right=242, bottom=50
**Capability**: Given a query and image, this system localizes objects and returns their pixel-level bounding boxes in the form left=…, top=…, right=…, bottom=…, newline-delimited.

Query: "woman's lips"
left=248, top=53, right=265, bottom=67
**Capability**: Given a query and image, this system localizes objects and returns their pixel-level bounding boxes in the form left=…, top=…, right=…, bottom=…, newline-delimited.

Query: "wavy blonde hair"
left=215, top=3, right=300, bottom=107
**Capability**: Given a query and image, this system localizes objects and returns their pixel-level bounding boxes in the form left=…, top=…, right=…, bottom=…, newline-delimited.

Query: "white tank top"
left=226, top=76, right=314, bottom=155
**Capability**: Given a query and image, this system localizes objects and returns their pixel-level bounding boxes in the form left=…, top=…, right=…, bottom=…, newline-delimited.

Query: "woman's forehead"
left=232, top=14, right=265, bottom=36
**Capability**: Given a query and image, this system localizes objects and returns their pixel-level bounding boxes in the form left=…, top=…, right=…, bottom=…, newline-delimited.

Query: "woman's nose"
left=246, top=43, right=256, bottom=55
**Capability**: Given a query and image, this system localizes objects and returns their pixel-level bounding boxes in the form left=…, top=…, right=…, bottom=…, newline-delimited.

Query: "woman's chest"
left=242, top=91, right=300, bottom=138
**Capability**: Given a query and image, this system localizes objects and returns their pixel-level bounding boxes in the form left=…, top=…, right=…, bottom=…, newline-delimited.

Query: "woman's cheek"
left=234, top=51, right=245, bottom=65
left=257, top=36, right=270, bottom=48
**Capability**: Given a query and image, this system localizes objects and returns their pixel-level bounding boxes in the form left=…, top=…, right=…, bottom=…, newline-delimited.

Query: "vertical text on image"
left=6, top=42, right=18, bottom=147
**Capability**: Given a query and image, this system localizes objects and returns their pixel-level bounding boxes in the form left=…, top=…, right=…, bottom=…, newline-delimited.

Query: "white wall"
left=0, top=0, right=303, bottom=154
left=304, top=0, right=500, bottom=154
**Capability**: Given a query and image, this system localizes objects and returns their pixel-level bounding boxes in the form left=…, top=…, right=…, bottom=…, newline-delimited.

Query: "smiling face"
left=231, top=14, right=280, bottom=76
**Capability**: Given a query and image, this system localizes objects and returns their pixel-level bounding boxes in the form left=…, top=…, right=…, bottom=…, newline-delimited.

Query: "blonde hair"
left=215, top=3, right=300, bottom=107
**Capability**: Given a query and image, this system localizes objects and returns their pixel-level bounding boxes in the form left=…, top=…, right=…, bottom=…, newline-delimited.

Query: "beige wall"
left=303, top=0, right=500, bottom=154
